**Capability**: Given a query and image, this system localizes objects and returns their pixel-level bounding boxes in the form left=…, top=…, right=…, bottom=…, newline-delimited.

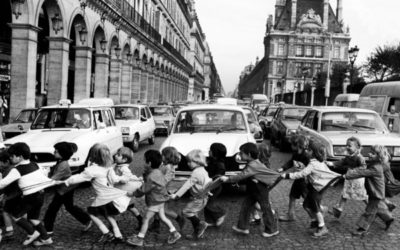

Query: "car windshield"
left=174, top=110, right=247, bottom=133
left=243, top=108, right=257, bottom=123
left=113, top=107, right=139, bottom=120
left=321, top=112, right=387, bottom=132
left=31, top=108, right=91, bottom=129
left=267, top=107, right=278, bottom=116
left=13, top=110, right=36, bottom=123
left=150, top=107, right=173, bottom=116
left=283, top=108, right=308, bottom=120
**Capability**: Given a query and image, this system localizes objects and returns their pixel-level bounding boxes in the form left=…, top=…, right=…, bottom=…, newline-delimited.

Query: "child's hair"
left=186, top=149, right=207, bottom=167
left=210, top=143, right=227, bottom=160
left=144, top=150, right=162, bottom=169
left=8, top=142, right=30, bottom=160
left=308, top=140, right=326, bottom=162
left=347, top=136, right=361, bottom=148
left=161, top=146, right=181, bottom=165
left=54, top=142, right=78, bottom=161
left=0, top=150, right=10, bottom=163
left=296, top=135, right=309, bottom=150
left=258, top=142, right=271, bottom=166
left=117, top=147, right=134, bottom=163
left=88, top=143, right=113, bottom=167
left=239, top=142, right=259, bottom=159
left=371, top=145, right=390, bottom=164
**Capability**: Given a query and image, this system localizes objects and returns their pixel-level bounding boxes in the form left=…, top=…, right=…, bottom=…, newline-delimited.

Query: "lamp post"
left=11, top=0, right=26, bottom=19
left=279, top=76, right=285, bottom=102
left=311, top=77, right=317, bottom=107
left=348, top=45, right=359, bottom=93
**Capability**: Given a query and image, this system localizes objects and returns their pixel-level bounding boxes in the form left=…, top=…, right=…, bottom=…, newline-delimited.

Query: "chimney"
left=336, top=0, right=343, bottom=24
left=323, top=0, right=329, bottom=30
left=291, top=0, right=297, bottom=29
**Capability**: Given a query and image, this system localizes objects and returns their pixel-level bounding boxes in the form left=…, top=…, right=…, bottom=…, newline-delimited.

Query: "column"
left=140, top=67, right=148, bottom=103
left=153, top=71, right=160, bottom=104
left=147, top=69, right=154, bottom=104
left=74, top=46, right=92, bottom=102
left=109, top=58, right=122, bottom=104
left=9, top=24, right=40, bottom=118
left=323, top=0, right=329, bottom=30
left=94, top=53, right=109, bottom=97
left=47, top=37, right=71, bottom=105
left=158, top=75, right=164, bottom=102
left=166, top=77, right=171, bottom=102
left=131, top=66, right=141, bottom=103
left=121, top=61, right=132, bottom=103
left=290, top=0, right=297, bottom=29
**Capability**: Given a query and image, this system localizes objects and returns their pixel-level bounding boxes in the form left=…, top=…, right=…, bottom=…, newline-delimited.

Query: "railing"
left=162, top=40, right=192, bottom=69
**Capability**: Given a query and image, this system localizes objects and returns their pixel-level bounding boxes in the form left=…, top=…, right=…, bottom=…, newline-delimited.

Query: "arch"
left=68, top=13, right=87, bottom=46
left=92, top=25, right=107, bottom=54
left=109, top=35, right=120, bottom=59
left=35, top=0, right=66, bottom=37
left=122, top=43, right=131, bottom=62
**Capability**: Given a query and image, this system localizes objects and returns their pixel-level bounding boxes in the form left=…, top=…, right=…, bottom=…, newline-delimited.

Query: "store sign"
left=0, top=75, right=10, bottom=81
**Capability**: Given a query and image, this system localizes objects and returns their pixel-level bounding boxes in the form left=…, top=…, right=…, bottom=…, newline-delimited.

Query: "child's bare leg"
left=316, top=212, right=325, bottom=227
left=3, top=212, right=14, bottom=233
left=106, top=216, right=122, bottom=238
left=89, top=215, right=109, bottom=234
left=158, top=206, right=176, bottom=232
left=138, top=210, right=156, bottom=237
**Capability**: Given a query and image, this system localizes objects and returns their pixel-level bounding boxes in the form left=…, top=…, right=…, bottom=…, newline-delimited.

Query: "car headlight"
left=286, top=129, right=297, bottom=136
left=392, top=147, right=400, bottom=157
left=121, top=127, right=130, bottom=134
left=164, top=120, right=170, bottom=126
left=333, top=146, right=348, bottom=156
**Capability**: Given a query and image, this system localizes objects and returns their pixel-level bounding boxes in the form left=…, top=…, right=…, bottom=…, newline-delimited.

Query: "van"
left=357, top=81, right=400, bottom=132
left=216, top=97, right=238, bottom=105
left=251, top=94, right=269, bottom=108
left=333, top=94, right=359, bottom=108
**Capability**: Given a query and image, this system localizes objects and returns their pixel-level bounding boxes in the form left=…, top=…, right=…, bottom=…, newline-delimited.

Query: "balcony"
left=162, top=40, right=192, bottom=69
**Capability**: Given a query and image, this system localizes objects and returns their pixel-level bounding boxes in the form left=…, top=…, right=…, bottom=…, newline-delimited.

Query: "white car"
left=297, top=106, right=400, bottom=172
left=150, top=105, right=176, bottom=135
left=241, top=106, right=263, bottom=142
left=112, top=104, right=156, bottom=152
left=4, top=99, right=123, bottom=173
left=160, top=105, right=257, bottom=177
left=1, top=108, right=37, bottom=139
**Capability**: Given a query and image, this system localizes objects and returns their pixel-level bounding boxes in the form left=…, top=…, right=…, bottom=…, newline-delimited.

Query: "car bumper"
left=122, top=135, right=134, bottom=142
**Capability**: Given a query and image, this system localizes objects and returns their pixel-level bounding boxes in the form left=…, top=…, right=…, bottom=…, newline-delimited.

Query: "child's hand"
left=169, top=194, right=178, bottom=200
left=54, top=180, right=65, bottom=185
left=127, top=191, right=135, bottom=197
left=252, top=179, right=259, bottom=183
left=325, top=161, right=334, bottom=167
left=220, top=176, right=229, bottom=182
left=277, top=168, right=284, bottom=173
left=281, top=173, right=289, bottom=179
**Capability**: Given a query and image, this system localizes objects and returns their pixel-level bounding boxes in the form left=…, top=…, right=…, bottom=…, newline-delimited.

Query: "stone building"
left=238, top=0, right=350, bottom=105
left=0, top=0, right=216, bottom=119
left=204, top=42, right=222, bottom=100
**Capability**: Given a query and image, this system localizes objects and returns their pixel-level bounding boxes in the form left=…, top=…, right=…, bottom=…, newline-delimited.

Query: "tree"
left=364, top=44, right=400, bottom=82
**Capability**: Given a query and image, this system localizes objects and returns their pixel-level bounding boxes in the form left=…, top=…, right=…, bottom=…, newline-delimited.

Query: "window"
left=315, top=46, right=323, bottom=57
left=305, top=38, right=313, bottom=43
left=101, top=110, right=112, bottom=127
left=295, top=63, right=302, bottom=77
left=304, top=63, right=312, bottom=77
left=141, top=108, right=147, bottom=118
left=276, top=61, right=284, bottom=75
left=296, top=45, right=303, bottom=57
left=278, top=44, right=285, bottom=56
left=305, top=46, right=313, bottom=57
left=314, top=64, right=322, bottom=75
left=315, top=38, right=323, bottom=44
left=305, top=111, right=317, bottom=129
left=334, top=46, right=340, bottom=58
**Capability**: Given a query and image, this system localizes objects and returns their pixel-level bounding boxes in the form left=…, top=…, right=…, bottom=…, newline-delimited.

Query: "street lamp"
left=126, top=52, right=133, bottom=63
left=51, top=13, right=63, bottom=34
left=311, top=77, right=317, bottom=107
left=114, top=46, right=121, bottom=59
left=100, top=39, right=107, bottom=52
left=348, top=45, right=359, bottom=92
left=78, top=26, right=88, bottom=45
left=11, top=0, right=26, bottom=19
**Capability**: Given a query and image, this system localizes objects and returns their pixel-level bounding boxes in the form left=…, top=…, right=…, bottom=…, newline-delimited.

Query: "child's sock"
left=16, top=218, right=35, bottom=235
left=98, top=224, right=110, bottom=234
left=34, top=223, right=49, bottom=240
left=5, top=226, right=13, bottom=232
left=188, top=216, right=200, bottom=230
left=137, top=232, right=145, bottom=238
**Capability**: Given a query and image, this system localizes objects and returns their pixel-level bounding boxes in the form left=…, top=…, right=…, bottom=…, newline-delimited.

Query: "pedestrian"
left=344, top=145, right=394, bottom=236
left=108, top=147, right=143, bottom=230
left=281, top=140, right=341, bottom=237
left=326, top=136, right=368, bottom=218
left=382, top=154, right=400, bottom=211
left=169, top=149, right=211, bottom=239
left=62, top=143, right=130, bottom=243
left=126, top=150, right=181, bottom=246
left=277, top=135, right=310, bottom=222
left=220, top=142, right=280, bottom=238
left=0, top=143, right=55, bottom=246
left=43, top=142, right=93, bottom=235
left=204, top=143, right=227, bottom=227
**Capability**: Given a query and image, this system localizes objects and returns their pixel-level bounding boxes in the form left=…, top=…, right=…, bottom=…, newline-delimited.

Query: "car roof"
left=112, top=104, right=147, bottom=108
left=178, top=104, right=245, bottom=112
left=150, top=105, right=173, bottom=108
left=308, top=106, right=378, bottom=113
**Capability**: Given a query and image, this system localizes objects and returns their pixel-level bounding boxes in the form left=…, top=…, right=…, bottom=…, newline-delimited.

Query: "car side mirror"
left=140, top=116, right=147, bottom=122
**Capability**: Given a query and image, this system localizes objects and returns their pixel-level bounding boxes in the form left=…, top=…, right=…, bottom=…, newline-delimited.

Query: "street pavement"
left=1, top=137, right=400, bottom=249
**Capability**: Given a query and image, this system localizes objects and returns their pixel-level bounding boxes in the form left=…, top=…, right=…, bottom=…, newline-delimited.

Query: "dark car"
left=270, top=105, right=311, bottom=151
left=1, top=108, right=38, bottom=139
left=258, top=105, right=279, bottom=139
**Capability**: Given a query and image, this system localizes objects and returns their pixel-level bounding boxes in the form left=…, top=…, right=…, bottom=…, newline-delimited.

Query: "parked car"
left=112, top=104, right=155, bottom=152
left=333, top=93, right=359, bottom=108
left=4, top=98, right=123, bottom=174
left=1, top=108, right=37, bottom=139
left=297, top=106, right=400, bottom=173
left=270, top=105, right=311, bottom=151
left=150, top=105, right=175, bottom=135
left=160, top=105, right=256, bottom=177
left=241, top=106, right=263, bottom=142
left=258, top=104, right=279, bottom=138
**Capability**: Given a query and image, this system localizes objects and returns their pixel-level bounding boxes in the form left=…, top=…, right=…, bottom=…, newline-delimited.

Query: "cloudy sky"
left=195, top=0, right=400, bottom=94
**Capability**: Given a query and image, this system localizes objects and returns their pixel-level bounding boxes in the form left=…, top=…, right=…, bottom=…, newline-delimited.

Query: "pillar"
left=93, top=53, right=109, bottom=97
left=290, top=0, right=297, bottom=29
left=9, top=24, right=40, bottom=118
left=74, top=46, right=92, bottom=102
left=47, top=37, right=71, bottom=105
left=147, top=69, right=154, bottom=104
left=121, top=62, right=132, bottom=103
left=153, top=72, right=160, bottom=104
left=159, top=75, right=164, bottom=102
left=131, top=66, right=141, bottom=103
left=140, top=68, right=148, bottom=103
left=336, top=0, right=343, bottom=24
left=323, top=0, right=329, bottom=30
left=109, top=58, right=122, bottom=104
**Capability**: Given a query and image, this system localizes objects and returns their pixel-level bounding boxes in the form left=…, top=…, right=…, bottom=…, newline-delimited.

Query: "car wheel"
left=131, top=135, right=140, bottom=152
left=148, top=133, right=155, bottom=145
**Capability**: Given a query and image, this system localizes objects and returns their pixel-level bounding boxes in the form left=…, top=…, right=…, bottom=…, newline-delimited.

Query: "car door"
left=145, top=106, right=156, bottom=136
left=298, top=110, right=319, bottom=138
left=101, top=109, right=122, bottom=153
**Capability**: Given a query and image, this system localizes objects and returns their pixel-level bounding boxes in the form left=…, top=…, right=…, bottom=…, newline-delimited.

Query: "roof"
left=112, top=104, right=147, bottom=108
left=334, top=94, right=360, bottom=102
left=178, top=104, right=246, bottom=112
left=359, top=81, right=400, bottom=97
left=308, top=106, right=378, bottom=114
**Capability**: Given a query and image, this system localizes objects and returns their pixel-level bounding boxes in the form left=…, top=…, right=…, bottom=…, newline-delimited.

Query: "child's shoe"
left=216, top=215, right=226, bottom=227
left=232, top=225, right=249, bottom=235
left=312, top=226, right=328, bottom=237
left=330, top=206, right=342, bottom=218
left=82, top=220, right=93, bottom=232
left=33, top=237, right=53, bottom=246
left=262, top=230, right=279, bottom=238
left=167, top=231, right=181, bottom=244
left=385, top=218, right=394, bottom=231
left=22, top=231, right=40, bottom=246
left=309, top=220, right=319, bottom=229
left=112, top=236, right=125, bottom=243
left=388, top=203, right=396, bottom=212
left=126, top=235, right=144, bottom=246
left=278, top=214, right=295, bottom=222
left=352, top=228, right=368, bottom=236
left=196, top=221, right=208, bottom=238
left=98, top=232, right=115, bottom=243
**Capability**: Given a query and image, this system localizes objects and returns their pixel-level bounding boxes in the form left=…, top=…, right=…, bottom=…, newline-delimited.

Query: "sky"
left=195, top=0, right=400, bottom=94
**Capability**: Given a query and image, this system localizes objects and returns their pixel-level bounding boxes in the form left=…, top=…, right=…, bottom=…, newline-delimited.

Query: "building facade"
left=204, top=42, right=222, bottom=100
left=1, top=0, right=217, bottom=119
left=238, top=0, right=350, bottom=105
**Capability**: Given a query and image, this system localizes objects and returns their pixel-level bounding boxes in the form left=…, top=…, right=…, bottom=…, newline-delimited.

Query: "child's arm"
left=345, top=165, right=380, bottom=180
left=50, top=162, right=71, bottom=181
left=0, top=168, right=21, bottom=189
left=283, top=164, right=314, bottom=180
left=65, top=166, right=95, bottom=186
left=225, top=166, right=255, bottom=183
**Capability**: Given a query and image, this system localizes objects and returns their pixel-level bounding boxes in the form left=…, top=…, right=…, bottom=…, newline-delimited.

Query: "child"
left=221, top=142, right=280, bottom=238
left=281, top=140, right=340, bottom=237
left=0, top=142, right=55, bottom=246
left=108, top=147, right=143, bottom=230
left=126, top=150, right=181, bottom=247
left=204, top=143, right=227, bottom=226
left=345, top=145, right=394, bottom=235
left=327, top=137, right=368, bottom=218
left=63, top=143, right=130, bottom=243
left=170, top=149, right=211, bottom=239
left=43, top=142, right=92, bottom=235
left=0, top=150, right=18, bottom=239
left=277, top=135, right=310, bottom=221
